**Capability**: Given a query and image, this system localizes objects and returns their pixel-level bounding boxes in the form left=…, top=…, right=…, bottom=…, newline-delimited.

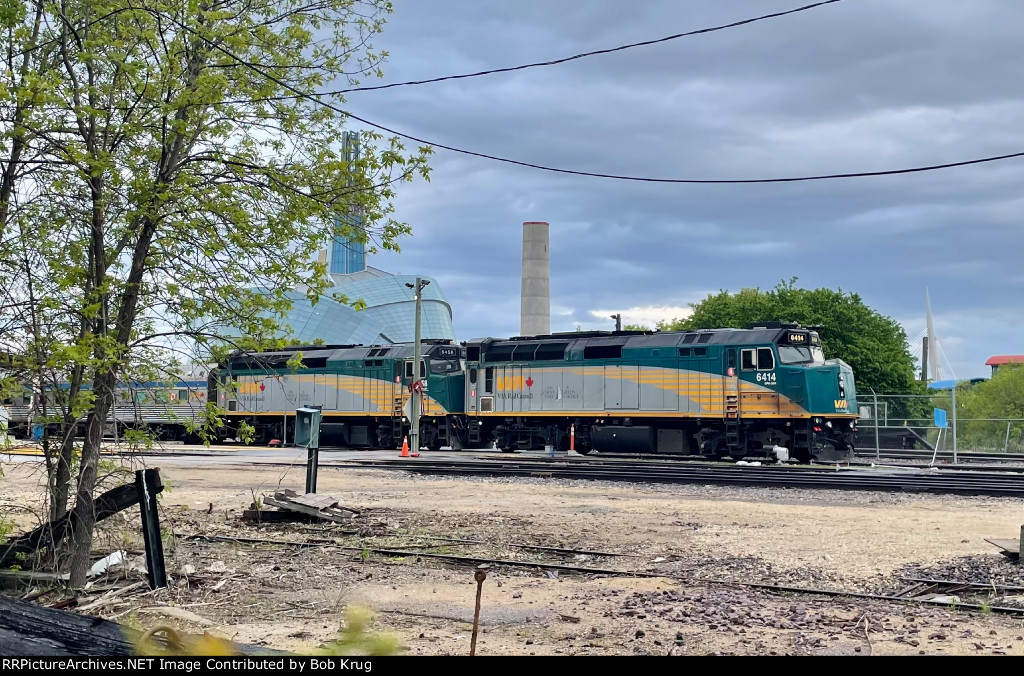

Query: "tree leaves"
left=666, top=279, right=922, bottom=394
left=0, top=0, right=429, bottom=584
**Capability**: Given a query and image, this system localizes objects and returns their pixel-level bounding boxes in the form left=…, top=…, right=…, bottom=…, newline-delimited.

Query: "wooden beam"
left=0, top=470, right=163, bottom=567
left=0, top=594, right=134, bottom=656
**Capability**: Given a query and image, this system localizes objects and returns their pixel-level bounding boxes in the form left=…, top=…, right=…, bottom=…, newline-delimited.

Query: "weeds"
left=133, top=607, right=399, bottom=656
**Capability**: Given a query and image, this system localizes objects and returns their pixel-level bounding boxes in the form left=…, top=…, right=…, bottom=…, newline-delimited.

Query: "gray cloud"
left=356, top=0, right=1024, bottom=380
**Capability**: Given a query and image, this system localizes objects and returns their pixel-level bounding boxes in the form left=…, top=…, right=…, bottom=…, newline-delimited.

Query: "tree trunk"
left=49, top=428, right=75, bottom=522
left=65, top=378, right=111, bottom=588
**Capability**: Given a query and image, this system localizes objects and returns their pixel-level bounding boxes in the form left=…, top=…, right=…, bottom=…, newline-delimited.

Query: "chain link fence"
left=856, top=392, right=1024, bottom=458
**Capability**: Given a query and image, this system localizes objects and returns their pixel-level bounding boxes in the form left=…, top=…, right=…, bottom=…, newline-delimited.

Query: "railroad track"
left=334, top=457, right=1024, bottom=497
left=856, top=449, right=1024, bottom=463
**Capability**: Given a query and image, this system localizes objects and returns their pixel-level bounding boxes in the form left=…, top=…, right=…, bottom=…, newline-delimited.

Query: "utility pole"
left=951, top=383, right=958, bottom=464
left=921, top=336, right=929, bottom=382
left=611, top=314, right=622, bottom=332
left=406, top=278, right=429, bottom=453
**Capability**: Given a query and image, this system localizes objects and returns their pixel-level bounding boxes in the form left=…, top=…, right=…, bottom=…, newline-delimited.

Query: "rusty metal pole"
left=470, top=569, right=487, bottom=656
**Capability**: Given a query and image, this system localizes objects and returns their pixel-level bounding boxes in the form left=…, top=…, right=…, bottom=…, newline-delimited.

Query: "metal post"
left=872, top=390, right=880, bottom=460
left=1005, top=422, right=1012, bottom=453
left=951, top=385, right=958, bottom=464
left=306, top=444, right=319, bottom=494
left=408, top=277, right=428, bottom=455
left=136, top=469, right=167, bottom=589
left=470, top=569, right=487, bottom=656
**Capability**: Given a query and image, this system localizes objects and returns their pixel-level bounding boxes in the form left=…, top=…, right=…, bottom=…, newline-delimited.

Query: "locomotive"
left=217, top=322, right=858, bottom=463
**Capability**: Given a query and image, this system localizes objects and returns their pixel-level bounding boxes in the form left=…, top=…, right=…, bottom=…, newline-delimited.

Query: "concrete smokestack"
left=520, top=221, right=550, bottom=336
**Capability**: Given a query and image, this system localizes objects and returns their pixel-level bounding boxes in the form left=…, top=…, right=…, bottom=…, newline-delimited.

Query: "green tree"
left=660, top=279, right=921, bottom=395
left=956, top=366, right=1024, bottom=451
left=0, top=0, right=429, bottom=586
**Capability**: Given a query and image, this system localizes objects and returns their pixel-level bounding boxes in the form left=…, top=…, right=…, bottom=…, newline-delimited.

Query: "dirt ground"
left=3, top=459, right=1024, bottom=656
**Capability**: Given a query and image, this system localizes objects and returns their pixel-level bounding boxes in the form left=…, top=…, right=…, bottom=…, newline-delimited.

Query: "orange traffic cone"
left=400, top=436, right=410, bottom=458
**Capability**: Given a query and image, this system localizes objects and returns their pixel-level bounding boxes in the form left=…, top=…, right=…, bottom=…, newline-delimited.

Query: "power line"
left=339, top=112, right=1024, bottom=184
left=56, top=5, right=1024, bottom=185
left=313, top=0, right=847, bottom=96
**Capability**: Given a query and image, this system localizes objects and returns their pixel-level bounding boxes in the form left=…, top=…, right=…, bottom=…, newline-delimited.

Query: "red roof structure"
left=985, top=355, right=1024, bottom=366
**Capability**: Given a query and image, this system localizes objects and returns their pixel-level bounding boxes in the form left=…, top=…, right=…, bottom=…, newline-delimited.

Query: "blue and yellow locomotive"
left=461, top=323, right=856, bottom=462
left=217, top=322, right=857, bottom=462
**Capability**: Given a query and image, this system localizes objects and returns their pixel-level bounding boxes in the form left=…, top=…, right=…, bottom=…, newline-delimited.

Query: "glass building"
left=330, top=215, right=366, bottom=275
left=264, top=127, right=455, bottom=346
left=278, top=271, right=455, bottom=345
left=272, top=228, right=455, bottom=345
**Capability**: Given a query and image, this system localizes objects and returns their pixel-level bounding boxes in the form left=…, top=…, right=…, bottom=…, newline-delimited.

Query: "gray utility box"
left=295, top=406, right=323, bottom=449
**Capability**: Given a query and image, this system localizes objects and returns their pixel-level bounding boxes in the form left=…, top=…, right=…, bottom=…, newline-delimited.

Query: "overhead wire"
left=27, top=3, right=1024, bottom=185
left=159, top=14, right=1024, bottom=185
left=279, top=0, right=848, bottom=98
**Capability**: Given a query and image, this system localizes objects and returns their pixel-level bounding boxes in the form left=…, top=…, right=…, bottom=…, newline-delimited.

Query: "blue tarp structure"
left=928, top=379, right=957, bottom=390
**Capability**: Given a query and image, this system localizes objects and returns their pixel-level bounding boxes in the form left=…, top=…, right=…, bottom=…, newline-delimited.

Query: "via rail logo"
left=496, top=374, right=534, bottom=399
left=497, top=375, right=534, bottom=391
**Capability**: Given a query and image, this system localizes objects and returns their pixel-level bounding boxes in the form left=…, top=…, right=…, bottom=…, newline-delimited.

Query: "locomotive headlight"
left=849, top=421, right=855, bottom=428
left=826, top=421, right=833, bottom=428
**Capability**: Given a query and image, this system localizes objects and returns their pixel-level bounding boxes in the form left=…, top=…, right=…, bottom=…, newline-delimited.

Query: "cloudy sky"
left=348, top=0, right=1023, bottom=380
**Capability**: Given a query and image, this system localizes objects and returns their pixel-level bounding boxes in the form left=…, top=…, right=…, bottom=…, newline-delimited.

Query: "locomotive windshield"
left=430, top=359, right=460, bottom=374
left=777, top=345, right=825, bottom=365
left=429, top=345, right=461, bottom=374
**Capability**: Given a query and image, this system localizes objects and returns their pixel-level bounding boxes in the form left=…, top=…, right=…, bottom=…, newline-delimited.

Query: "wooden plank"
left=280, top=489, right=360, bottom=514
left=0, top=570, right=70, bottom=583
left=288, top=493, right=338, bottom=510
left=241, top=509, right=321, bottom=523
left=985, top=538, right=1020, bottom=560
left=0, top=594, right=134, bottom=656
left=0, top=594, right=286, bottom=656
left=263, top=496, right=351, bottom=523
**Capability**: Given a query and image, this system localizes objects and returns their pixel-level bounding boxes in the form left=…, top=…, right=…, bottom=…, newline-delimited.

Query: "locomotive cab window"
left=484, top=367, right=494, bottom=393
left=584, top=345, right=622, bottom=360
left=430, top=359, right=459, bottom=374
left=757, top=348, right=775, bottom=371
left=403, top=361, right=426, bottom=378
left=741, top=349, right=756, bottom=371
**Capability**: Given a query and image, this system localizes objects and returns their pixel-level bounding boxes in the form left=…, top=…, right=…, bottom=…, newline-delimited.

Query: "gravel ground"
left=3, top=460, right=1024, bottom=655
